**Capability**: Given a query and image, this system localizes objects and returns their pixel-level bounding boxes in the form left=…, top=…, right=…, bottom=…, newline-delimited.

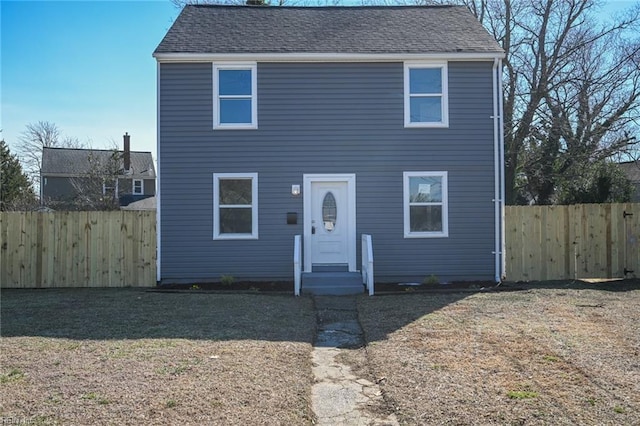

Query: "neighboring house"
left=41, top=133, right=156, bottom=209
left=153, top=5, right=506, bottom=293
left=619, top=160, right=640, bottom=201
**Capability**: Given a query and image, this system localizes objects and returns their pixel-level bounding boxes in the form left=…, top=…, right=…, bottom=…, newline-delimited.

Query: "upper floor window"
left=213, top=63, right=257, bottom=129
left=404, top=62, right=448, bottom=128
left=103, top=178, right=118, bottom=197
left=133, top=179, right=143, bottom=195
left=403, top=171, right=448, bottom=238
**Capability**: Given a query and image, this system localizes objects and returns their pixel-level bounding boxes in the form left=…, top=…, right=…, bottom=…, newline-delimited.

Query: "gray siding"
left=42, top=176, right=156, bottom=208
left=159, top=61, right=497, bottom=283
left=42, top=176, right=77, bottom=201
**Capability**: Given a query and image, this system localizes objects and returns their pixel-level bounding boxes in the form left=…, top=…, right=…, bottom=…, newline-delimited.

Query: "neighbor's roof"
left=121, top=196, right=157, bottom=211
left=154, top=5, right=503, bottom=56
left=41, top=147, right=156, bottom=178
left=619, top=161, right=640, bottom=182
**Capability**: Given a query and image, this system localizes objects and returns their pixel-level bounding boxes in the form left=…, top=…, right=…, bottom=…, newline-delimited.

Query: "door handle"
left=311, top=226, right=316, bottom=235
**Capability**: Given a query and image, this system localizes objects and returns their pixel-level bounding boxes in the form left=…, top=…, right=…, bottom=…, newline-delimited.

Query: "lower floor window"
left=213, top=173, right=258, bottom=239
left=403, top=171, right=448, bottom=238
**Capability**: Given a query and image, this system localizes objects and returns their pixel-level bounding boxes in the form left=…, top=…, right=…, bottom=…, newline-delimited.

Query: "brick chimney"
left=123, top=132, right=131, bottom=172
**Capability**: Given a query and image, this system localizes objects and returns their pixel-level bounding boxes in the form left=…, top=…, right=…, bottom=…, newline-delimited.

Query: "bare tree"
left=387, top=0, right=640, bottom=203
left=521, top=17, right=640, bottom=203
left=17, top=121, right=84, bottom=190
left=70, top=147, right=124, bottom=211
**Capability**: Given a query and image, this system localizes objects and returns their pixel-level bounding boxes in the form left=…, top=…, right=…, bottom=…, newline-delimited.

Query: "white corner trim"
left=156, top=62, right=161, bottom=283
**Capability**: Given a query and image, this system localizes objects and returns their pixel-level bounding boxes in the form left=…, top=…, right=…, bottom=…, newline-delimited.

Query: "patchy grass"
left=357, top=281, right=640, bottom=425
left=0, top=289, right=316, bottom=425
left=507, top=389, right=539, bottom=400
left=3, top=281, right=639, bottom=425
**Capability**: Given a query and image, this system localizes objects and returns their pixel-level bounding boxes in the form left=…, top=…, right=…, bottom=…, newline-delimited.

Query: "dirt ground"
left=0, top=289, right=316, bottom=425
left=356, top=280, right=640, bottom=425
left=2, top=282, right=638, bottom=425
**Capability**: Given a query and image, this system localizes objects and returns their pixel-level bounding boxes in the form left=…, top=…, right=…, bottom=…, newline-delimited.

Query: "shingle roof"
left=619, top=161, right=640, bottom=182
left=41, top=147, right=155, bottom=178
left=154, top=5, right=503, bottom=55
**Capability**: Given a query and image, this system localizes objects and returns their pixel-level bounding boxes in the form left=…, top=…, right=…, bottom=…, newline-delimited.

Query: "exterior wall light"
left=291, top=185, right=301, bottom=196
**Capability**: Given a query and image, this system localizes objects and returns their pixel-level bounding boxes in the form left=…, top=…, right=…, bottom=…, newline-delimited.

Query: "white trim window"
left=404, top=62, right=449, bottom=128
left=132, top=179, right=143, bottom=195
left=102, top=178, right=118, bottom=197
left=213, top=63, right=257, bottom=129
left=403, top=171, right=448, bottom=238
left=213, top=173, right=258, bottom=240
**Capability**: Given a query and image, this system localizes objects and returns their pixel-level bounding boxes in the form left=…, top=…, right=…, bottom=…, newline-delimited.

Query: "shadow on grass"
left=0, top=288, right=316, bottom=342
left=506, top=278, right=640, bottom=292
left=2, top=279, right=637, bottom=342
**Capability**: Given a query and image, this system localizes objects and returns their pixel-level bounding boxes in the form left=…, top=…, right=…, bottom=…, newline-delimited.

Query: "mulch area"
left=155, top=278, right=640, bottom=295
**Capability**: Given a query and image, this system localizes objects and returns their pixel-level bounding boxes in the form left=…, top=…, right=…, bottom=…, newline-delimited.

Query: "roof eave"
left=153, top=51, right=505, bottom=63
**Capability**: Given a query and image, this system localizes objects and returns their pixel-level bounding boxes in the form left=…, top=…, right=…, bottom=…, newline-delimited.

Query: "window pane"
left=410, top=68, right=442, bottom=94
left=410, top=97, right=442, bottom=123
left=322, top=192, right=337, bottom=232
left=219, top=70, right=252, bottom=96
left=410, top=206, right=442, bottom=232
left=409, top=176, right=442, bottom=202
left=219, top=179, right=252, bottom=205
left=219, top=207, right=252, bottom=234
left=220, top=99, right=252, bottom=124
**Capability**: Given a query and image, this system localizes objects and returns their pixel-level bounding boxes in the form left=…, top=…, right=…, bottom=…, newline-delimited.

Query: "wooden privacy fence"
left=506, top=203, right=640, bottom=281
left=1, top=211, right=156, bottom=288
left=2, top=205, right=638, bottom=288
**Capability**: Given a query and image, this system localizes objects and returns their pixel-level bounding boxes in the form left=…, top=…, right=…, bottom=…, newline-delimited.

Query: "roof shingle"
left=41, top=147, right=155, bottom=179
left=154, top=5, right=503, bottom=56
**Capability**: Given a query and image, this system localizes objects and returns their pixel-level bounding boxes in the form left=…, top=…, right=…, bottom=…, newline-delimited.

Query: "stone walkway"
left=311, top=296, right=399, bottom=425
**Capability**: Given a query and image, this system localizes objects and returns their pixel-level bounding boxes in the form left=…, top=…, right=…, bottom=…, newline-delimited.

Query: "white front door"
left=304, top=174, right=356, bottom=272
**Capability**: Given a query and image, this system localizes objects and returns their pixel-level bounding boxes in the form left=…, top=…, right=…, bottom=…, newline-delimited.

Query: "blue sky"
left=1, top=0, right=637, bottom=164
left=1, top=0, right=178, bottom=159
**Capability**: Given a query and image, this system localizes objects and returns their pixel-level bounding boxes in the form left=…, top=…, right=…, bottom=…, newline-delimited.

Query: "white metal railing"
left=294, top=235, right=302, bottom=296
left=361, top=234, right=374, bottom=296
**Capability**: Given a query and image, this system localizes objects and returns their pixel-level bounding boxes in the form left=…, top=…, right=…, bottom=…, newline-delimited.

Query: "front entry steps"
left=302, top=272, right=364, bottom=295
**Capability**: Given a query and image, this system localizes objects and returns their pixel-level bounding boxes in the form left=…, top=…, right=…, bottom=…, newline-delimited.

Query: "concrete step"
left=302, top=272, right=364, bottom=295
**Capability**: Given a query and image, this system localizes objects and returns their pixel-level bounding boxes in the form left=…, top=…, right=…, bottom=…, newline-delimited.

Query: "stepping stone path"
left=311, top=296, right=399, bottom=425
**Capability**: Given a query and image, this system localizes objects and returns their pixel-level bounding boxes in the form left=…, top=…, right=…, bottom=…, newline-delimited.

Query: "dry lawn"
left=357, top=282, right=640, bottom=425
left=3, top=283, right=639, bottom=425
left=0, top=289, right=316, bottom=425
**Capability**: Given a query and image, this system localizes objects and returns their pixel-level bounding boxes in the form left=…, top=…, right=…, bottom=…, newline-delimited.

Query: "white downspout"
left=492, top=58, right=501, bottom=283
left=498, top=59, right=506, bottom=280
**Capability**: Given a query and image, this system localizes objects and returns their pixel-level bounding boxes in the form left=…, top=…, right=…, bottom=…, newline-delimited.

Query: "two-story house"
left=41, top=133, right=156, bottom=210
left=154, top=5, right=505, bottom=293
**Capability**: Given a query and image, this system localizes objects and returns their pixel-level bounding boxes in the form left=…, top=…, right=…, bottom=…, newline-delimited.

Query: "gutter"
left=153, top=52, right=506, bottom=63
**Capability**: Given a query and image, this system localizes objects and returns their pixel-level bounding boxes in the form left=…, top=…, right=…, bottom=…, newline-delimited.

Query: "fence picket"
left=1, top=205, right=637, bottom=287
left=1, top=211, right=156, bottom=288
left=505, top=203, right=640, bottom=281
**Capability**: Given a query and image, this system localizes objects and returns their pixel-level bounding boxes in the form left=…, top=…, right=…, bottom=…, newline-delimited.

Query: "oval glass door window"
left=322, top=192, right=337, bottom=232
